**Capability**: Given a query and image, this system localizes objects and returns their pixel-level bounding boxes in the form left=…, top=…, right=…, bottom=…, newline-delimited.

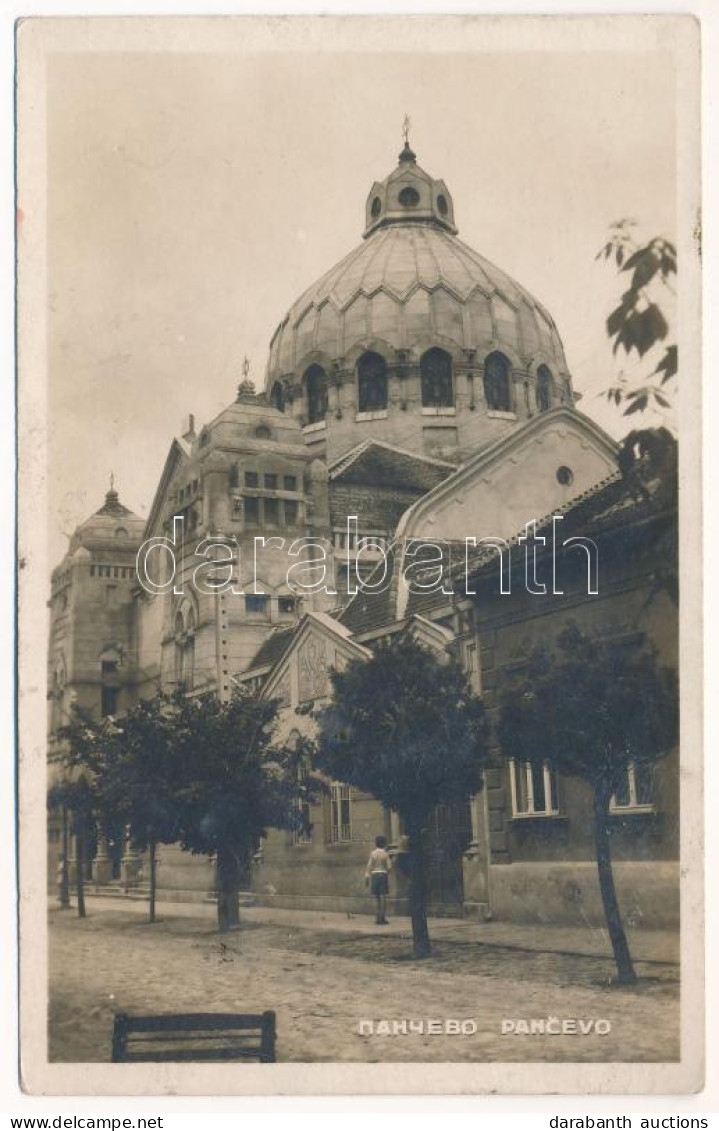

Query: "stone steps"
left=85, top=885, right=256, bottom=907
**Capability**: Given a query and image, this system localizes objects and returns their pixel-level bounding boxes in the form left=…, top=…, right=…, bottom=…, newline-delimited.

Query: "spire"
left=95, top=475, right=132, bottom=517
left=398, top=113, right=416, bottom=164
left=104, top=471, right=120, bottom=509
left=236, top=355, right=258, bottom=401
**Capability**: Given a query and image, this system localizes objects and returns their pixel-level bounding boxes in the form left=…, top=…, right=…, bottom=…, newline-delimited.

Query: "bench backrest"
left=111, top=1011, right=276, bottom=1063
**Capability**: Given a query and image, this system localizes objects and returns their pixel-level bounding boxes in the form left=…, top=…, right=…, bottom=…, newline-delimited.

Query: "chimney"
left=182, top=413, right=196, bottom=443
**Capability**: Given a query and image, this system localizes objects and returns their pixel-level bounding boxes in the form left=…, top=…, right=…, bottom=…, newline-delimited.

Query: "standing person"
left=364, top=835, right=391, bottom=925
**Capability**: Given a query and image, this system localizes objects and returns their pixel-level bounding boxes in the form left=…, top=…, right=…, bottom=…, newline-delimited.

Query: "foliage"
left=315, top=636, right=491, bottom=957
left=497, top=621, right=678, bottom=982
left=597, top=220, right=677, bottom=416
left=166, top=689, right=322, bottom=930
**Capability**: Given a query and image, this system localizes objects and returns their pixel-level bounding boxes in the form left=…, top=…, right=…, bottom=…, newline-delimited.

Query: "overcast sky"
left=46, top=43, right=676, bottom=564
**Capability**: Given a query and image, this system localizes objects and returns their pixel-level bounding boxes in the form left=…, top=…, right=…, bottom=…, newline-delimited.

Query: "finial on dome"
left=236, top=356, right=257, bottom=401
left=105, top=472, right=119, bottom=506
left=399, top=114, right=416, bottom=164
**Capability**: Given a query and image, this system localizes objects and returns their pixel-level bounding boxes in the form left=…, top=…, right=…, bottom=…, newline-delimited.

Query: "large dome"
left=264, top=141, right=574, bottom=464
left=266, top=221, right=568, bottom=383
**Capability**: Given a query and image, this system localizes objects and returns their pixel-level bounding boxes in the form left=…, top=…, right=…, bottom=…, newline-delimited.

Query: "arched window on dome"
left=304, top=365, right=328, bottom=425
left=357, top=351, right=388, bottom=413
left=483, top=352, right=513, bottom=412
left=420, top=348, right=453, bottom=408
left=270, top=381, right=285, bottom=413
left=536, top=365, right=553, bottom=413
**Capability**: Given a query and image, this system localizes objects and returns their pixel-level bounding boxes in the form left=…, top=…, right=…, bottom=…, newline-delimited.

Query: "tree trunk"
left=216, top=846, right=241, bottom=933
left=148, top=841, right=157, bottom=924
left=75, top=823, right=86, bottom=919
left=593, top=791, right=636, bottom=984
left=59, top=806, right=70, bottom=910
left=407, top=821, right=432, bottom=959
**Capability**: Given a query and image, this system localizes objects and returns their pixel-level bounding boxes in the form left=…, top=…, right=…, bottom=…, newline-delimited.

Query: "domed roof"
left=69, top=484, right=145, bottom=550
left=266, top=144, right=569, bottom=390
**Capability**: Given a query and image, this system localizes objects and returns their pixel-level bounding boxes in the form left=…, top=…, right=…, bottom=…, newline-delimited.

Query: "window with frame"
left=293, top=753, right=313, bottom=845
left=325, top=782, right=352, bottom=843
left=245, top=594, right=269, bottom=617
left=420, top=347, right=453, bottom=408
left=610, top=762, right=655, bottom=812
left=357, top=351, right=388, bottom=412
left=270, top=382, right=285, bottom=413
left=283, top=475, right=297, bottom=491
left=536, top=365, right=553, bottom=413
left=484, top=351, right=513, bottom=412
left=283, top=499, right=299, bottom=526
left=101, top=685, right=118, bottom=717
left=278, top=596, right=296, bottom=617
left=508, top=759, right=559, bottom=816
left=264, top=497, right=279, bottom=526
left=264, top=473, right=278, bottom=489
left=244, top=497, right=260, bottom=526
left=245, top=471, right=259, bottom=488
left=304, top=364, right=328, bottom=424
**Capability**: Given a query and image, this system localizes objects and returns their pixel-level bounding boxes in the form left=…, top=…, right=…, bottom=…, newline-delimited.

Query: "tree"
left=47, top=773, right=97, bottom=919
left=168, top=689, right=320, bottom=933
left=597, top=219, right=677, bottom=416
left=93, top=695, right=181, bottom=923
left=315, top=637, right=491, bottom=959
left=497, top=622, right=678, bottom=984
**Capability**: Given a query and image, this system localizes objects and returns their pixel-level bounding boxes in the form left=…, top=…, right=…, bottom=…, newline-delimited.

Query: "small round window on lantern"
left=437, top=194, right=448, bottom=216
left=398, top=186, right=420, bottom=207
left=556, top=466, right=574, bottom=487
left=371, top=196, right=382, bottom=218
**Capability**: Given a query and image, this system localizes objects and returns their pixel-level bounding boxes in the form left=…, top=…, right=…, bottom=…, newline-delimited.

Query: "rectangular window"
left=264, top=473, right=278, bottom=489
left=278, top=596, right=296, bottom=616
left=264, top=497, right=279, bottom=525
left=325, top=783, right=352, bottom=844
left=244, top=497, right=260, bottom=526
left=245, top=471, right=259, bottom=488
left=192, top=479, right=199, bottom=493
left=101, top=686, right=118, bottom=717
left=509, top=760, right=559, bottom=817
left=611, top=762, right=655, bottom=812
left=283, top=499, right=298, bottom=526
left=293, top=761, right=312, bottom=845
left=101, top=660, right=118, bottom=676
left=283, top=475, right=297, bottom=491
left=245, top=595, right=268, bottom=617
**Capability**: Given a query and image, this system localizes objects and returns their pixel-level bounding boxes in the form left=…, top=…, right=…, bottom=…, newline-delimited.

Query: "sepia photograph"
left=15, top=14, right=702, bottom=1096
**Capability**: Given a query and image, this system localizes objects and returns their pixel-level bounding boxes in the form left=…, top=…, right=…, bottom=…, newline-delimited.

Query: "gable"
left=261, top=611, right=371, bottom=709
left=143, top=439, right=192, bottom=539
left=397, top=407, right=618, bottom=544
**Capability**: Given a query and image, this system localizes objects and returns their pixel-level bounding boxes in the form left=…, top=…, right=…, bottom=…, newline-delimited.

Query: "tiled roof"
left=244, top=627, right=296, bottom=672
left=459, top=470, right=675, bottom=585
left=329, top=439, right=455, bottom=490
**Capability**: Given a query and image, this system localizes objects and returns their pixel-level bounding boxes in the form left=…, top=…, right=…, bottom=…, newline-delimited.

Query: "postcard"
left=16, top=14, right=703, bottom=1095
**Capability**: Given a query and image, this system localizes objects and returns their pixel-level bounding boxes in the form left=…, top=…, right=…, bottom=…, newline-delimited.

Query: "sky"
left=45, top=43, right=676, bottom=565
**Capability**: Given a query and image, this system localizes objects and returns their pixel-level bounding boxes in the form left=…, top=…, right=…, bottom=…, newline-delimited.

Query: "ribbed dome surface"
left=266, top=222, right=568, bottom=387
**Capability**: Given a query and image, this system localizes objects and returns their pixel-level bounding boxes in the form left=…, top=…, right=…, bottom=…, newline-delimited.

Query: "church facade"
left=47, top=139, right=679, bottom=926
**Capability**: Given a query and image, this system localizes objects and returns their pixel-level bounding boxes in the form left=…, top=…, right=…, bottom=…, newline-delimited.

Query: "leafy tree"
left=48, top=772, right=98, bottom=919
left=168, top=689, right=320, bottom=932
left=497, top=622, right=678, bottom=984
left=92, top=695, right=181, bottom=923
left=597, top=219, right=677, bottom=416
left=315, top=637, right=491, bottom=959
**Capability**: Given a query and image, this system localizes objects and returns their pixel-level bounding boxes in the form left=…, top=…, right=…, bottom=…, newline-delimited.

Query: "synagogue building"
left=47, top=139, right=678, bottom=926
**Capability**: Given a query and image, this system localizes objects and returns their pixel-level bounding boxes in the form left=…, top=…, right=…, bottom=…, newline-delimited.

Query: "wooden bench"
left=111, top=1011, right=276, bottom=1063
